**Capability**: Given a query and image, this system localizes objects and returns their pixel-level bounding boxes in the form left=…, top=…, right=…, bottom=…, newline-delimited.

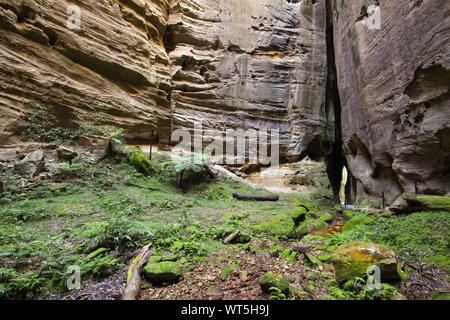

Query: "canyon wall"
left=166, top=0, right=333, bottom=161
left=0, top=0, right=449, bottom=202
left=331, top=0, right=450, bottom=201
left=0, top=0, right=334, bottom=162
left=0, top=0, right=172, bottom=145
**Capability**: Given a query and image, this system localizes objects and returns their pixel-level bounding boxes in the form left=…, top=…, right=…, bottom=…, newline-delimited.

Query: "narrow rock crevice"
left=324, top=0, right=351, bottom=204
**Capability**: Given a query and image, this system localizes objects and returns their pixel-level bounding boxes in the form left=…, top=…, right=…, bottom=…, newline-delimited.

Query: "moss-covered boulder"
left=148, top=255, right=162, bottom=264
left=143, top=261, right=182, bottom=284
left=319, top=212, right=333, bottom=223
left=171, top=241, right=185, bottom=251
left=126, top=146, right=153, bottom=175
left=260, top=273, right=290, bottom=295
left=330, top=242, right=400, bottom=283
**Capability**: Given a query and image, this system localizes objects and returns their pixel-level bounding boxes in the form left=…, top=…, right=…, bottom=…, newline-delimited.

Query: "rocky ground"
left=0, top=143, right=449, bottom=301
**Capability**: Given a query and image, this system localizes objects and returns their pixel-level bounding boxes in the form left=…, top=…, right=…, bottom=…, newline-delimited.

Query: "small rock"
left=223, top=230, right=240, bottom=244
left=255, top=252, right=270, bottom=259
left=14, top=149, right=45, bottom=177
left=143, top=261, right=182, bottom=284
left=205, top=286, right=223, bottom=300
left=250, top=288, right=260, bottom=296
left=241, top=271, right=248, bottom=282
left=231, top=270, right=240, bottom=277
left=260, top=273, right=290, bottom=296
left=220, top=267, right=231, bottom=281
left=57, top=146, right=78, bottom=162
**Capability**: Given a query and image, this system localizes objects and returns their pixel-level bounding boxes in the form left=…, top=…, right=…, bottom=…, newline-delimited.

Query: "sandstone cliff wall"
left=166, top=0, right=333, bottom=161
left=0, top=0, right=172, bottom=145
left=332, top=0, right=450, bottom=201
left=0, top=0, right=449, bottom=202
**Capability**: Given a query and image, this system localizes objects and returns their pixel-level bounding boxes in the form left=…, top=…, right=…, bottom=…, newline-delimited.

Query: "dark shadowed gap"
left=324, top=0, right=352, bottom=204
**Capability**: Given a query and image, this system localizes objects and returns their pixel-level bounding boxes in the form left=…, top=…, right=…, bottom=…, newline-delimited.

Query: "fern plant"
left=162, top=156, right=209, bottom=189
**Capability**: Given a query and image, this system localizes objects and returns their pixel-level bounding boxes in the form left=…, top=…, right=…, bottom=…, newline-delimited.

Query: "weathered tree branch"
left=121, top=243, right=153, bottom=300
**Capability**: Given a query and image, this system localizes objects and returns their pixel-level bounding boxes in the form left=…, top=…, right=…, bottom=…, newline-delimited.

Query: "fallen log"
left=223, top=230, right=240, bottom=244
left=232, top=193, right=279, bottom=201
left=122, top=243, right=152, bottom=300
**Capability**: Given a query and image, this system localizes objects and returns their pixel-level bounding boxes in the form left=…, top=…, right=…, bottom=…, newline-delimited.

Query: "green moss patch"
left=143, top=261, right=182, bottom=284
left=341, top=214, right=375, bottom=233
left=417, top=195, right=450, bottom=211
left=260, top=273, right=290, bottom=295
left=126, top=147, right=153, bottom=175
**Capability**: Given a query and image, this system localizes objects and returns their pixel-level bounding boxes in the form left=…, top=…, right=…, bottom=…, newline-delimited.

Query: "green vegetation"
left=127, top=147, right=154, bottom=175
left=324, top=211, right=450, bottom=261
left=322, top=277, right=400, bottom=300
left=260, top=273, right=290, bottom=296
left=1, top=146, right=448, bottom=300
left=0, top=158, right=302, bottom=298
left=417, top=195, right=450, bottom=211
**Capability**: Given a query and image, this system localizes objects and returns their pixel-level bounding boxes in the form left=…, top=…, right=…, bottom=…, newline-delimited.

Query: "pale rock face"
left=166, top=0, right=333, bottom=161
left=331, top=0, right=450, bottom=202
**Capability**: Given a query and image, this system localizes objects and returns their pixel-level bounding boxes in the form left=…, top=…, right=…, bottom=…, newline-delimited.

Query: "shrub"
left=162, top=157, right=211, bottom=190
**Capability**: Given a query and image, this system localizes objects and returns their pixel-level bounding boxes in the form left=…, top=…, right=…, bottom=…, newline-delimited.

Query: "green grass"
left=324, top=211, right=450, bottom=262
left=2, top=154, right=449, bottom=300
left=417, top=195, right=450, bottom=210
left=0, top=159, right=301, bottom=298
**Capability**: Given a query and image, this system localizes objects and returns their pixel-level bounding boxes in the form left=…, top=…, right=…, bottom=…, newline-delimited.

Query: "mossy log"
left=122, top=243, right=152, bottom=300
left=232, top=193, right=279, bottom=201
